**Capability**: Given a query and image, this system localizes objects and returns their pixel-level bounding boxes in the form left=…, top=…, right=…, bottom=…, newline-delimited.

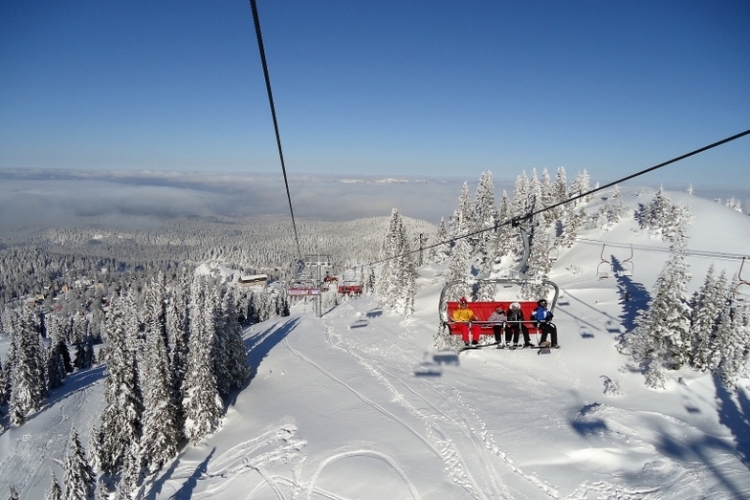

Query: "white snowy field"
left=2, top=187, right=750, bottom=499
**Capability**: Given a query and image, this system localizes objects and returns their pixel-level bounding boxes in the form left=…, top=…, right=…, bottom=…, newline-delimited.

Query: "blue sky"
left=1, top=0, right=748, bottom=187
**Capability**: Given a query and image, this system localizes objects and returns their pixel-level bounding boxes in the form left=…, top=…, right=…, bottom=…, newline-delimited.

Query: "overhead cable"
left=249, top=0, right=303, bottom=261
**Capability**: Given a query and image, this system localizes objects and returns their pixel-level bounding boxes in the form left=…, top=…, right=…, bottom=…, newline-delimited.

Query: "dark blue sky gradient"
left=1, top=0, right=748, bottom=186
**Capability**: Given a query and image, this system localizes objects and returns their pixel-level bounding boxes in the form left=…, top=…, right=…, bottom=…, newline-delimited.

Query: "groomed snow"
left=1, top=186, right=749, bottom=499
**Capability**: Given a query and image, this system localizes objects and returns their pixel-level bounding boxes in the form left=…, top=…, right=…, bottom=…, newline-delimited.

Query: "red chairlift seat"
left=439, top=278, right=560, bottom=345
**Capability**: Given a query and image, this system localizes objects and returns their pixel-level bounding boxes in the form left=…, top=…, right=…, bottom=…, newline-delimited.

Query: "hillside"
left=1, top=186, right=750, bottom=499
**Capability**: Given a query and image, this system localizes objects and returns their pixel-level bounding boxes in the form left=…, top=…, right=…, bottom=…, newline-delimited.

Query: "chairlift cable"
left=249, top=0, right=303, bottom=261
left=576, top=238, right=750, bottom=261
left=368, top=129, right=750, bottom=267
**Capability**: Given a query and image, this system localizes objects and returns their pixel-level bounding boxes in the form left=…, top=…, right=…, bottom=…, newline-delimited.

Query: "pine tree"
left=44, top=472, right=63, bottom=500
left=450, top=182, right=474, bottom=245
left=8, top=486, right=19, bottom=500
left=522, top=224, right=552, bottom=300
left=96, top=293, right=143, bottom=474
left=569, top=170, right=591, bottom=206
left=539, top=168, right=556, bottom=228
left=376, top=209, right=418, bottom=317
left=182, top=278, right=224, bottom=442
left=715, top=304, right=750, bottom=384
left=46, top=340, right=67, bottom=390
left=689, top=267, right=728, bottom=371
left=62, top=428, right=95, bottom=500
left=0, top=358, right=6, bottom=411
left=219, top=293, right=249, bottom=395
left=473, top=171, right=497, bottom=258
left=167, top=290, right=189, bottom=436
left=493, top=190, right=514, bottom=262
left=620, top=251, right=692, bottom=387
left=602, top=185, right=625, bottom=228
left=8, top=305, right=46, bottom=426
left=446, top=238, right=471, bottom=301
left=428, top=218, right=450, bottom=263
left=140, top=291, right=179, bottom=474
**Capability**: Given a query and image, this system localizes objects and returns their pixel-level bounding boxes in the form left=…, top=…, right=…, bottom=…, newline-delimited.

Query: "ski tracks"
left=315, top=318, right=556, bottom=500
left=170, top=422, right=306, bottom=500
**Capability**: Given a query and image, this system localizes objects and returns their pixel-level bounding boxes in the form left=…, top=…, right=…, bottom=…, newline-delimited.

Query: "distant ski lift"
left=732, top=257, right=750, bottom=304
left=549, top=247, right=559, bottom=264
left=596, top=244, right=612, bottom=280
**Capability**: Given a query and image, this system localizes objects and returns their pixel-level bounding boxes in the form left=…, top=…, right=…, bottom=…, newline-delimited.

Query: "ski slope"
left=2, top=187, right=750, bottom=499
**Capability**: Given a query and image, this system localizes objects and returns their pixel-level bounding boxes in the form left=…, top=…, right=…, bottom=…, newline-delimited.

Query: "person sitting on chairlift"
left=533, top=299, right=559, bottom=348
left=507, top=302, right=532, bottom=348
left=452, top=297, right=478, bottom=345
left=487, top=306, right=508, bottom=347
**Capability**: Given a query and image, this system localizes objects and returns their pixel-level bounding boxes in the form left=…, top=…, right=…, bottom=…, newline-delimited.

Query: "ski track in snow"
left=0, top=373, right=97, bottom=498
left=164, top=423, right=306, bottom=499
left=317, top=313, right=562, bottom=499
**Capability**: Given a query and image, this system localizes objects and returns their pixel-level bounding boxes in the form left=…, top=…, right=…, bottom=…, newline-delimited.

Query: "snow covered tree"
left=46, top=340, right=67, bottom=391
left=714, top=304, right=750, bottom=384
left=602, top=184, right=626, bottom=228
left=8, top=486, right=19, bottom=500
left=558, top=206, right=586, bottom=248
left=539, top=169, right=556, bottom=228
left=166, top=288, right=189, bottom=435
left=521, top=223, right=553, bottom=300
left=140, top=288, right=180, bottom=474
left=63, top=428, right=95, bottom=500
left=638, top=188, right=691, bottom=244
left=689, top=267, right=728, bottom=371
left=96, top=293, right=143, bottom=474
left=216, top=292, right=249, bottom=396
left=44, top=472, right=63, bottom=500
left=619, top=251, right=692, bottom=387
left=376, top=209, right=417, bottom=317
left=492, top=190, right=514, bottom=263
left=726, top=197, right=743, bottom=213
left=445, top=237, right=472, bottom=301
left=8, top=305, right=46, bottom=426
left=569, top=170, right=592, bottom=206
left=182, top=278, right=224, bottom=442
left=553, top=167, right=569, bottom=213
left=450, top=182, right=474, bottom=241
left=429, top=218, right=450, bottom=263
left=473, top=171, right=497, bottom=258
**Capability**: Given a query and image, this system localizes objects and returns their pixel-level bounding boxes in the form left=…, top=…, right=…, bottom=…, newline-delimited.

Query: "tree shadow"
left=43, top=365, right=106, bottom=410
left=570, top=402, right=609, bottom=436
left=612, top=256, right=650, bottom=332
left=144, top=452, right=184, bottom=500
left=246, top=317, right=297, bottom=378
left=169, top=447, right=215, bottom=500
left=714, top=375, right=750, bottom=470
left=646, top=428, right=747, bottom=499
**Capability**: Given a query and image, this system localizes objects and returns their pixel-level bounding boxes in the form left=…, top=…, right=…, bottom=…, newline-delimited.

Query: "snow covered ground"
left=2, top=186, right=750, bottom=499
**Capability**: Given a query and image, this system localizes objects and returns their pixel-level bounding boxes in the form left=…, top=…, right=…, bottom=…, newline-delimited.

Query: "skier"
left=507, top=302, right=532, bottom=348
left=452, top=297, right=478, bottom=345
left=487, top=306, right=508, bottom=348
left=532, top=298, right=559, bottom=348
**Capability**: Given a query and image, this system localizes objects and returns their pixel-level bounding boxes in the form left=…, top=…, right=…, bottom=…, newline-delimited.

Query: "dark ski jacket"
left=507, top=308, right=525, bottom=324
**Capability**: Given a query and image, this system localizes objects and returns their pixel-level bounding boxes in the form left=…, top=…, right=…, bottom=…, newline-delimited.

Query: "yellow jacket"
left=452, top=307, right=476, bottom=322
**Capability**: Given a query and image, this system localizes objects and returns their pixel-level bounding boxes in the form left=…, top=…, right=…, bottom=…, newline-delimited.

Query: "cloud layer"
left=0, top=169, right=481, bottom=232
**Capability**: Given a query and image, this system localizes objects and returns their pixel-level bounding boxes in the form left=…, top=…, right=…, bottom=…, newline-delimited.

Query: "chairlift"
left=549, top=247, right=559, bottom=264
left=596, top=244, right=612, bottom=280
left=732, top=257, right=750, bottom=304
left=338, top=267, right=363, bottom=296
left=615, top=245, right=634, bottom=278
left=438, top=219, right=560, bottom=347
